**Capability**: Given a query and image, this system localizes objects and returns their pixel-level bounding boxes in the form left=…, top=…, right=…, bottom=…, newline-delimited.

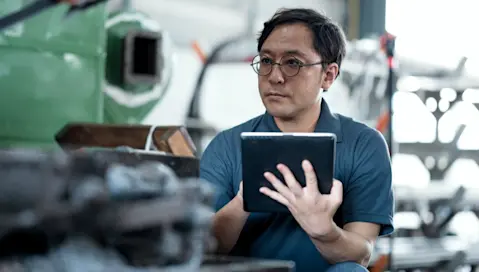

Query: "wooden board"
left=55, top=123, right=196, bottom=157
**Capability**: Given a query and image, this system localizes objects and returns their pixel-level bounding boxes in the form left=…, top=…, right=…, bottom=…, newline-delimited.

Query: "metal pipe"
left=122, top=0, right=131, bottom=10
left=244, top=0, right=257, bottom=36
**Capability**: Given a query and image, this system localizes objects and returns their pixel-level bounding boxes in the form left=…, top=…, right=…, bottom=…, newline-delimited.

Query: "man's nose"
left=268, top=65, right=285, bottom=84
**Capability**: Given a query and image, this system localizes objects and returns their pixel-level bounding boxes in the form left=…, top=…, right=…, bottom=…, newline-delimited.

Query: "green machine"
left=0, top=0, right=173, bottom=148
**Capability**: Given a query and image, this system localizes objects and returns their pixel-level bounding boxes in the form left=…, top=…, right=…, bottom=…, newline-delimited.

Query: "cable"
left=0, top=0, right=56, bottom=30
left=382, top=32, right=396, bottom=272
left=186, top=36, right=247, bottom=155
left=144, top=125, right=159, bottom=151
left=0, top=0, right=108, bottom=31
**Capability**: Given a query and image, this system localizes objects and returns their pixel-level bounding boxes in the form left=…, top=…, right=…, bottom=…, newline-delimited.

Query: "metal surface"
left=103, top=9, right=174, bottom=124
left=0, top=148, right=297, bottom=271
left=358, top=0, right=386, bottom=39
left=394, top=184, right=479, bottom=209
left=372, top=236, right=479, bottom=270
left=81, top=149, right=199, bottom=178
left=0, top=1, right=106, bottom=147
left=201, top=256, right=295, bottom=272
left=0, top=148, right=214, bottom=271
left=397, top=89, right=471, bottom=180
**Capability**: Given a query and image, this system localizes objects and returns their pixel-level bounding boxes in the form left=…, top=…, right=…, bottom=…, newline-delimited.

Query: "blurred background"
left=1, top=0, right=479, bottom=271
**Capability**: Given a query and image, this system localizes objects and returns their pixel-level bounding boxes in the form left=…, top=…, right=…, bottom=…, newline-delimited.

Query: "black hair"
left=257, top=8, right=347, bottom=77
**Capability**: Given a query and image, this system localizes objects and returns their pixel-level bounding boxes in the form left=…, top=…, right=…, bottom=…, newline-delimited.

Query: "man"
left=200, top=8, right=394, bottom=272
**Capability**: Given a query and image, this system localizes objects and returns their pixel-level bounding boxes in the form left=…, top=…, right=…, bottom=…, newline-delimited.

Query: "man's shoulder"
left=217, top=114, right=265, bottom=139
left=337, top=114, right=386, bottom=147
left=206, top=114, right=265, bottom=152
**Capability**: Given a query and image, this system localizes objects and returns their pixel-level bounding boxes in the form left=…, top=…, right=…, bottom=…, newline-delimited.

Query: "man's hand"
left=212, top=180, right=249, bottom=254
left=260, top=160, right=343, bottom=239
left=237, top=181, right=244, bottom=200
left=234, top=181, right=247, bottom=209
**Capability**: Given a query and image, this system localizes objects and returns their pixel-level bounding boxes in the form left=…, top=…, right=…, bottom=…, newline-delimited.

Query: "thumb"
left=238, top=181, right=244, bottom=195
left=330, top=179, right=343, bottom=205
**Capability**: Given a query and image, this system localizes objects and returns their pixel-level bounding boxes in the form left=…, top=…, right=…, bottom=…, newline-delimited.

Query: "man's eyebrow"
left=259, top=49, right=274, bottom=55
left=259, top=49, right=308, bottom=58
left=284, top=50, right=308, bottom=58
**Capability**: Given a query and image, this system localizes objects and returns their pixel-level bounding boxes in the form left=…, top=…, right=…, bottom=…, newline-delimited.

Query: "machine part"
left=0, top=2, right=106, bottom=148
left=379, top=32, right=396, bottom=272
left=103, top=9, right=174, bottom=124
left=436, top=251, right=467, bottom=272
left=55, top=123, right=196, bottom=158
left=106, top=24, right=162, bottom=88
left=201, top=256, right=295, bottom=272
left=399, top=108, right=468, bottom=181
left=87, top=149, right=199, bottom=178
left=381, top=32, right=396, bottom=156
left=371, top=236, right=479, bottom=270
left=0, top=0, right=56, bottom=30
left=105, top=162, right=180, bottom=200
left=122, top=30, right=162, bottom=86
left=0, top=0, right=107, bottom=31
left=187, top=36, right=248, bottom=153
left=420, top=186, right=466, bottom=238
left=395, top=184, right=479, bottom=212
left=0, top=148, right=215, bottom=270
left=0, top=149, right=70, bottom=214
left=180, top=178, right=216, bottom=207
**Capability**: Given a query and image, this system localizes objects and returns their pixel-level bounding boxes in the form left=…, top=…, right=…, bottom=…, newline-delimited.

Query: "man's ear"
left=320, top=63, right=339, bottom=90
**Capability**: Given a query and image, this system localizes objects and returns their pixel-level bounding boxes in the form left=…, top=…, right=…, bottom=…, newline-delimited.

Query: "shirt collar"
left=262, top=99, right=343, bottom=142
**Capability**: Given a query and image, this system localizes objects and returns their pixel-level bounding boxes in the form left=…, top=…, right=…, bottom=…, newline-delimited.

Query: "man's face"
left=258, top=23, right=337, bottom=119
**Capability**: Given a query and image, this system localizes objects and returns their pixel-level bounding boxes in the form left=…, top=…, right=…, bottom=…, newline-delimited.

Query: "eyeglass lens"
left=252, top=55, right=302, bottom=76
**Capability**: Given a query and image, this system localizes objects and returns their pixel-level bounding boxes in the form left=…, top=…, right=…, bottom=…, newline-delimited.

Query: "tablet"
left=241, top=132, right=336, bottom=213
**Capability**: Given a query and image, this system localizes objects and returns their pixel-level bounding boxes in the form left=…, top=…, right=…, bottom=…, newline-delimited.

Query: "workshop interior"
left=0, top=0, right=478, bottom=271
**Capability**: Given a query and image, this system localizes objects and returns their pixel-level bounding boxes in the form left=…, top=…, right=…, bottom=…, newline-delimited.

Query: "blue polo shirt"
left=200, top=100, right=394, bottom=271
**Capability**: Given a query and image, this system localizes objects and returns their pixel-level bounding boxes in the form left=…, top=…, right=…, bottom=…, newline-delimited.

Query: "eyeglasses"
left=250, top=55, right=324, bottom=77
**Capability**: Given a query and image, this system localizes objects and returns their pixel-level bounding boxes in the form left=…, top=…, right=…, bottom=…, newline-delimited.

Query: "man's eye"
left=284, top=59, right=301, bottom=66
left=260, top=58, right=273, bottom=64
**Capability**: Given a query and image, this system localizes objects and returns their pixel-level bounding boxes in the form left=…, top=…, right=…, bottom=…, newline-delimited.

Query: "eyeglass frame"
left=250, top=54, right=326, bottom=77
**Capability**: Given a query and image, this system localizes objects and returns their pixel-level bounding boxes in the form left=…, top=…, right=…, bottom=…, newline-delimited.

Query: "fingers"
left=330, top=179, right=343, bottom=205
left=276, top=164, right=303, bottom=195
left=264, top=172, right=296, bottom=201
left=302, top=160, right=319, bottom=194
left=237, top=181, right=243, bottom=196
left=259, top=187, right=290, bottom=207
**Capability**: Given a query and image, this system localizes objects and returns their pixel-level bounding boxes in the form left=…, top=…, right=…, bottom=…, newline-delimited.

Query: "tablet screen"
left=241, top=132, right=336, bottom=213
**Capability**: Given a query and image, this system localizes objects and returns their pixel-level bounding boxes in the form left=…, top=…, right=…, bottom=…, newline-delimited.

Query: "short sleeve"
left=200, top=132, right=235, bottom=211
left=342, top=128, right=394, bottom=236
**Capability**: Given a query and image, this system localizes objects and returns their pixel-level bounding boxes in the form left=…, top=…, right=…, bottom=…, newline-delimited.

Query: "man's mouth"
left=265, top=92, right=287, bottom=98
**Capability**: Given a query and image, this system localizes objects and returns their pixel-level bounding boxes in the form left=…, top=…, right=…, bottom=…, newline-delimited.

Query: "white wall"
left=128, top=0, right=347, bottom=48
left=139, top=0, right=349, bottom=128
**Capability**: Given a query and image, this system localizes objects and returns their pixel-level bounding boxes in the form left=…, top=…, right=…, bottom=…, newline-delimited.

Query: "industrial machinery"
left=0, top=0, right=173, bottom=147
left=3, top=1, right=479, bottom=271
left=0, top=124, right=295, bottom=271
left=0, top=1, right=295, bottom=271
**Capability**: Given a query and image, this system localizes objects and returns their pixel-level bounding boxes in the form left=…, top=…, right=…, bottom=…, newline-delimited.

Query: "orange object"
left=379, top=32, right=396, bottom=53
left=376, top=111, right=390, bottom=133
left=192, top=41, right=207, bottom=64
left=369, top=254, right=389, bottom=272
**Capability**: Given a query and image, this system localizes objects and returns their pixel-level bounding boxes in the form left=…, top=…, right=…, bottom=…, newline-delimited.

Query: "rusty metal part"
left=55, top=124, right=196, bottom=157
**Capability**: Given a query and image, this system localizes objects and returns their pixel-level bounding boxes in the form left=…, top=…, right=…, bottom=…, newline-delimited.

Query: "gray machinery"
left=369, top=39, right=479, bottom=271
left=0, top=124, right=295, bottom=271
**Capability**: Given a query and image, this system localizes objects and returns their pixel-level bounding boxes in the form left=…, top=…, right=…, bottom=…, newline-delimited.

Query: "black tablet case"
left=241, top=133, right=336, bottom=213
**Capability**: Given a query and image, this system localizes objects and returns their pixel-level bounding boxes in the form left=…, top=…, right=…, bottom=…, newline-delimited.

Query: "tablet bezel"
left=240, top=132, right=336, bottom=213
left=241, top=132, right=337, bottom=138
